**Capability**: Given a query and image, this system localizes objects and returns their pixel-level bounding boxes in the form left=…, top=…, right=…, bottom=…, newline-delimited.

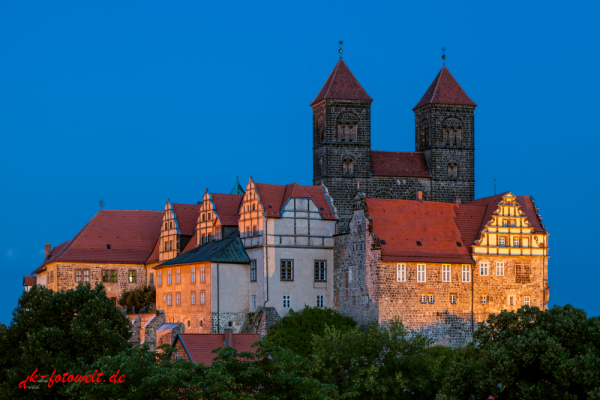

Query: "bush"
left=118, top=285, right=155, bottom=311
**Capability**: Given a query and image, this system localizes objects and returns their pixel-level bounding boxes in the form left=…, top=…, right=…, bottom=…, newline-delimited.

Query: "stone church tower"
left=312, top=59, right=476, bottom=231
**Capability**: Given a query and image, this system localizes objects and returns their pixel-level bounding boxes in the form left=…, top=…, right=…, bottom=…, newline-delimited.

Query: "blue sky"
left=1, top=1, right=598, bottom=324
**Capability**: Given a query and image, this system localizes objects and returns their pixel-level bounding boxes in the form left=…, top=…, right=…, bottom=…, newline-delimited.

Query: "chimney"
left=416, top=191, right=423, bottom=202
left=45, top=243, right=51, bottom=260
left=455, top=198, right=461, bottom=204
left=224, top=328, right=233, bottom=347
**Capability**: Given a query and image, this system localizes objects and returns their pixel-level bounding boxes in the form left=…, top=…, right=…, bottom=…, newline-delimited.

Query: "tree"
left=311, top=320, right=460, bottom=399
left=266, top=306, right=356, bottom=358
left=438, top=305, right=600, bottom=400
left=0, top=283, right=131, bottom=399
left=118, top=286, right=156, bottom=312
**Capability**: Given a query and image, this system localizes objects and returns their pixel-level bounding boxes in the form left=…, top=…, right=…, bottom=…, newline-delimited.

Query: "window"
left=167, top=294, right=172, bottom=306
left=503, top=220, right=508, bottom=227
left=163, top=295, right=167, bottom=302
left=509, top=295, right=514, bottom=306
left=420, top=294, right=427, bottom=304
left=353, top=243, right=357, bottom=252
left=283, top=295, right=291, bottom=309
left=102, top=270, right=117, bottom=283
left=75, top=269, right=82, bottom=282
left=252, top=204, right=255, bottom=211
left=170, top=222, right=173, bottom=229
left=348, top=266, right=354, bottom=283
left=158, top=271, right=162, bottom=285
left=200, top=291, right=205, bottom=305
left=252, top=295, right=256, bottom=310
left=480, top=262, right=489, bottom=276
left=191, top=292, right=196, bottom=305
left=250, top=260, right=257, bottom=282
left=110, top=271, right=117, bottom=282
left=75, top=269, right=90, bottom=283
left=342, top=160, right=348, bottom=174
left=129, top=270, right=136, bottom=283
left=514, top=238, right=520, bottom=247
left=174, top=353, right=181, bottom=361
left=496, top=262, right=505, bottom=276
left=314, top=261, right=326, bottom=282
left=169, top=240, right=173, bottom=251
left=176, top=293, right=181, bottom=306
left=191, top=267, right=196, bottom=283
left=280, top=260, right=293, bottom=281
left=149, top=273, right=154, bottom=286
left=428, top=294, right=434, bottom=304
left=524, top=296, right=531, bottom=306
left=417, top=264, right=426, bottom=282
left=317, top=295, right=324, bottom=308
left=361, top=242, right=365, bottom=250
left=164, top=222, right=167, bottom=230
left=462, top=265, right=471, bottom=282
left=511, top=220, right=515, bottom=227
left=176, top=268, right=180, bottom=284
left=362, top=295, right=369, bottom=305
left=200, top=267, right=205, bottom=282
left=348, top=160, right=354, bottom=174
left=167, top=270, right=172, bottom=284
left=481, top=294, right=488, bottom=305
left=442, top=265, right=451, bottom=282
left=102, top=270, right=109, bottom=283
left=499, top=237, right=505, bottom=247
left=397, top=264, right=406, bottom=282
left=450, top=294, right=457, bottom=304
left=83, top=269, right=90, bottom=282
left=215, top=228, right=222, bottom=241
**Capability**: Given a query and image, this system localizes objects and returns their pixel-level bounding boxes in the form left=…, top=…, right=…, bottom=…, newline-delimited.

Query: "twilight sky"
left=1, top=1, right=599, bottom=324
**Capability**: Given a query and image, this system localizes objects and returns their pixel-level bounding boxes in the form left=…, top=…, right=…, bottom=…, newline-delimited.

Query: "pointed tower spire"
left=311, top=59, right=372, bottom=106
left=229, top=176, right=246, bottom=195
left=413, top=66, right=476, bottom=110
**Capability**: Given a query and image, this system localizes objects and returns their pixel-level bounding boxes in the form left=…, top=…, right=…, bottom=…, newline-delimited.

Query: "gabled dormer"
left=239, top=177, right=266, bottom=238
left=159, top=200, right=200, bottom=261
left=197, top=188, right=244, bottom=245
left=472, top=192, right=549, bottom=257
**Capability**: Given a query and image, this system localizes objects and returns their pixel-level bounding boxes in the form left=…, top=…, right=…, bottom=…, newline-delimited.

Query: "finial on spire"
left=441, top=47, right=447, bottom=66
left=339, top=41, right=343, bottom=58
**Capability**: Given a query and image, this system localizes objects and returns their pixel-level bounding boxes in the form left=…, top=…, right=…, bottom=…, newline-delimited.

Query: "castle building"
left=334, top=191, right=549, bottom=345
left=312, top=60, right=476, bottom=231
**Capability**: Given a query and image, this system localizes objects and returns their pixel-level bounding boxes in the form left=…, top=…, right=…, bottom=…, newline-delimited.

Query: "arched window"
left=343, top=160, right=348, bottom=174
left=447, top=160, right=458, bottom=178
left=420, top=120, right=429, bottom=149
left=170, top=221, right=173, bottom=229
left=317, top=115, right=325, bottom=143
left=337, top=113, right=358, bottom=142
left=252, top=204, right=255, bottom=211
left=443, top=118, right=463, bottom=146
left=202, top=214, right=205, bottom=222
left=348, top=160, right=354, bottom=174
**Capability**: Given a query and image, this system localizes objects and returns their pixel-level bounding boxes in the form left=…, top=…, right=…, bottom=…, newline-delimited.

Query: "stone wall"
left=156, top=323, right=185, bottom=348
left=212, top=312, right=248, bottom=333
left=129, top=317, right=141, bottom=346
left=142, top=310, right=166, bottom=351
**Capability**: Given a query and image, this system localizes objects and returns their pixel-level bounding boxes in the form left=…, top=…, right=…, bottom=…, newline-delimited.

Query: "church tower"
left=311, top=58, right=373, bottom=230
left=413, top=66, right=476, bottom=203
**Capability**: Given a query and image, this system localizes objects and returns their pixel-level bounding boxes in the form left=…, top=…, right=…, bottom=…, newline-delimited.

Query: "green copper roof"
left=155, top=232, right=250, bottom=267
left=230, top=176, right=245, bottom=195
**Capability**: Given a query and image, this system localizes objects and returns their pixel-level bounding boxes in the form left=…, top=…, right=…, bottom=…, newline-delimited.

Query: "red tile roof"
left=311, top=59, right=372, bottom=106
left=181, top=232, right=197, bottom=254
left=254, top=182, right=336, bottom=220
left=23, top=276, right=36, bottom=286
left=32, top=210, right=163, bottom=274
left=211, top=193, right=243, bottom=226
left=172, top=203, right=201, bottom=236
left=371, top=151, right=431, bottom=178
left=413, top=66, right=476, bottom=110
left=365, top=198, right=488, bottom=264
left=175, top=333, right=262, bottom=365
left=145, top=239, right=160, bottom=263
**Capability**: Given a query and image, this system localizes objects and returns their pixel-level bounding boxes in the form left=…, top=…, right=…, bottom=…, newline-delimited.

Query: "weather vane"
left=99, top=197, right=104, bottom=209
left=339, top=41, right=343, bottom=58
left=441, top=47, right=447, bottom=65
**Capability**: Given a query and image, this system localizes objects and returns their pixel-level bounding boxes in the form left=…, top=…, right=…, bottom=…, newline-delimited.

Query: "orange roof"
left=365, top=198, right=487, bottom=264
left=172, top=203, right=201, bottom=236
left=255, top=182, right=336, bottom=220
left=211, top=193, right=243, bottom=226
left=468, top=192, right=546, bottom=234
left=371, top=151, right=431, bottom=178
left=32, top=210, right=163, bottom=274
left=311, top=59, right=372, bottom=106
left=175, top=333, right=262, bottom=365
left=413, top=66, right=476, bottom=110
left=23, top=276, right=36, bottom=286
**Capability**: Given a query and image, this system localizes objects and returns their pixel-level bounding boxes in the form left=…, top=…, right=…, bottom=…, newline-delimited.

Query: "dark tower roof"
left=229, top=176, right=245, bottom=195
left=311, top=59, right=372, bottom=106
left=413, top=66, right=476, bottom=110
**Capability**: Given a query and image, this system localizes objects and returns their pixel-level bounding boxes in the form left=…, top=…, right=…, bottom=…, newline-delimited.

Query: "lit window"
left=251, top=295, right=256, bottom=310
left=314, top=261, right=326, bottom=282
left=511, top=221, right=515, bottom=227
left=514, top=238, right=520, bottom=247
left=75, top=270, right=82, bottom=282
left=110, top=271, right=117, bottom=283
left=283, top=295, right=291, bottom=309
left=191, top=267, right=196, bottom=283
left=174, top=354, right=181, bottom=360
left=158, top=271, right=162, bottom=285
left=250, top=260, right=257, bottom=282
left=462, top=265, right=471, bottom=282
left=176, top=293, right=181, bottom=306
left=442, top=265, right=451, bottom=282
left=450, top=294, right=457, bottom=304
left=509, top=295, right=514, bottom=306
left=524, top=296, right=531, bottom=306
left=480, top=262, right=489, bottom=276
left=200, top=267, right=205, bottom=282
left=200, top=291, right=205, bottom=304
left=417, top=264, right=426, bottom=282
left=281, top=260, right=294, bottom=281
left=503, top=220, right=508, bottom=227
left=191, top=292, right=196, bottom=305
left=348, top=266, right=354, bottom=283
left=396, top=264, right=406, bottom=282
left=496, top=262, right=504, bottom=276
left=176, top=268, right=180, bottom=284
left=428, top=294, right=434, bottom=304
left=420, top=294, right=427, bottom=304
left=499, top=237, right=505, bottom=247
left=481, top=294, right=488, bottom=305
left=317, top=294, right=324, bottom=308
left=129, top=270, right=136, bottom=283
left=83, top=269, right=90, bottom=282
left=167, top=270, right=172, bottom=285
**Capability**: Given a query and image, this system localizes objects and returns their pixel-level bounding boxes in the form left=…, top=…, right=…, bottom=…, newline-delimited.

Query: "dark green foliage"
left=439, top=305, right=600, bottom=400
left=0, top=283, right=131, bottom=399
left=311, top=319, right=460, bottom=399
left=266, top=306, right=356, bottom=358
left=118, top=285, right=156, bottom=311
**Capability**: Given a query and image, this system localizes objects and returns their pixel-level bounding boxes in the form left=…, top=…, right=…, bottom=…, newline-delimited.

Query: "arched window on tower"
left=447, top=161, right=458, bottom=178
left=342, top=160, right=348, bottom=174
left=317, top=115, right=325, bottom=143
left=348, top=160, right=354, bottom=174
left=443, top=119, right=463, bottom=146
left=338, top=124, right=343, bottom=141
left=351, top=124, right=357, bottom=141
